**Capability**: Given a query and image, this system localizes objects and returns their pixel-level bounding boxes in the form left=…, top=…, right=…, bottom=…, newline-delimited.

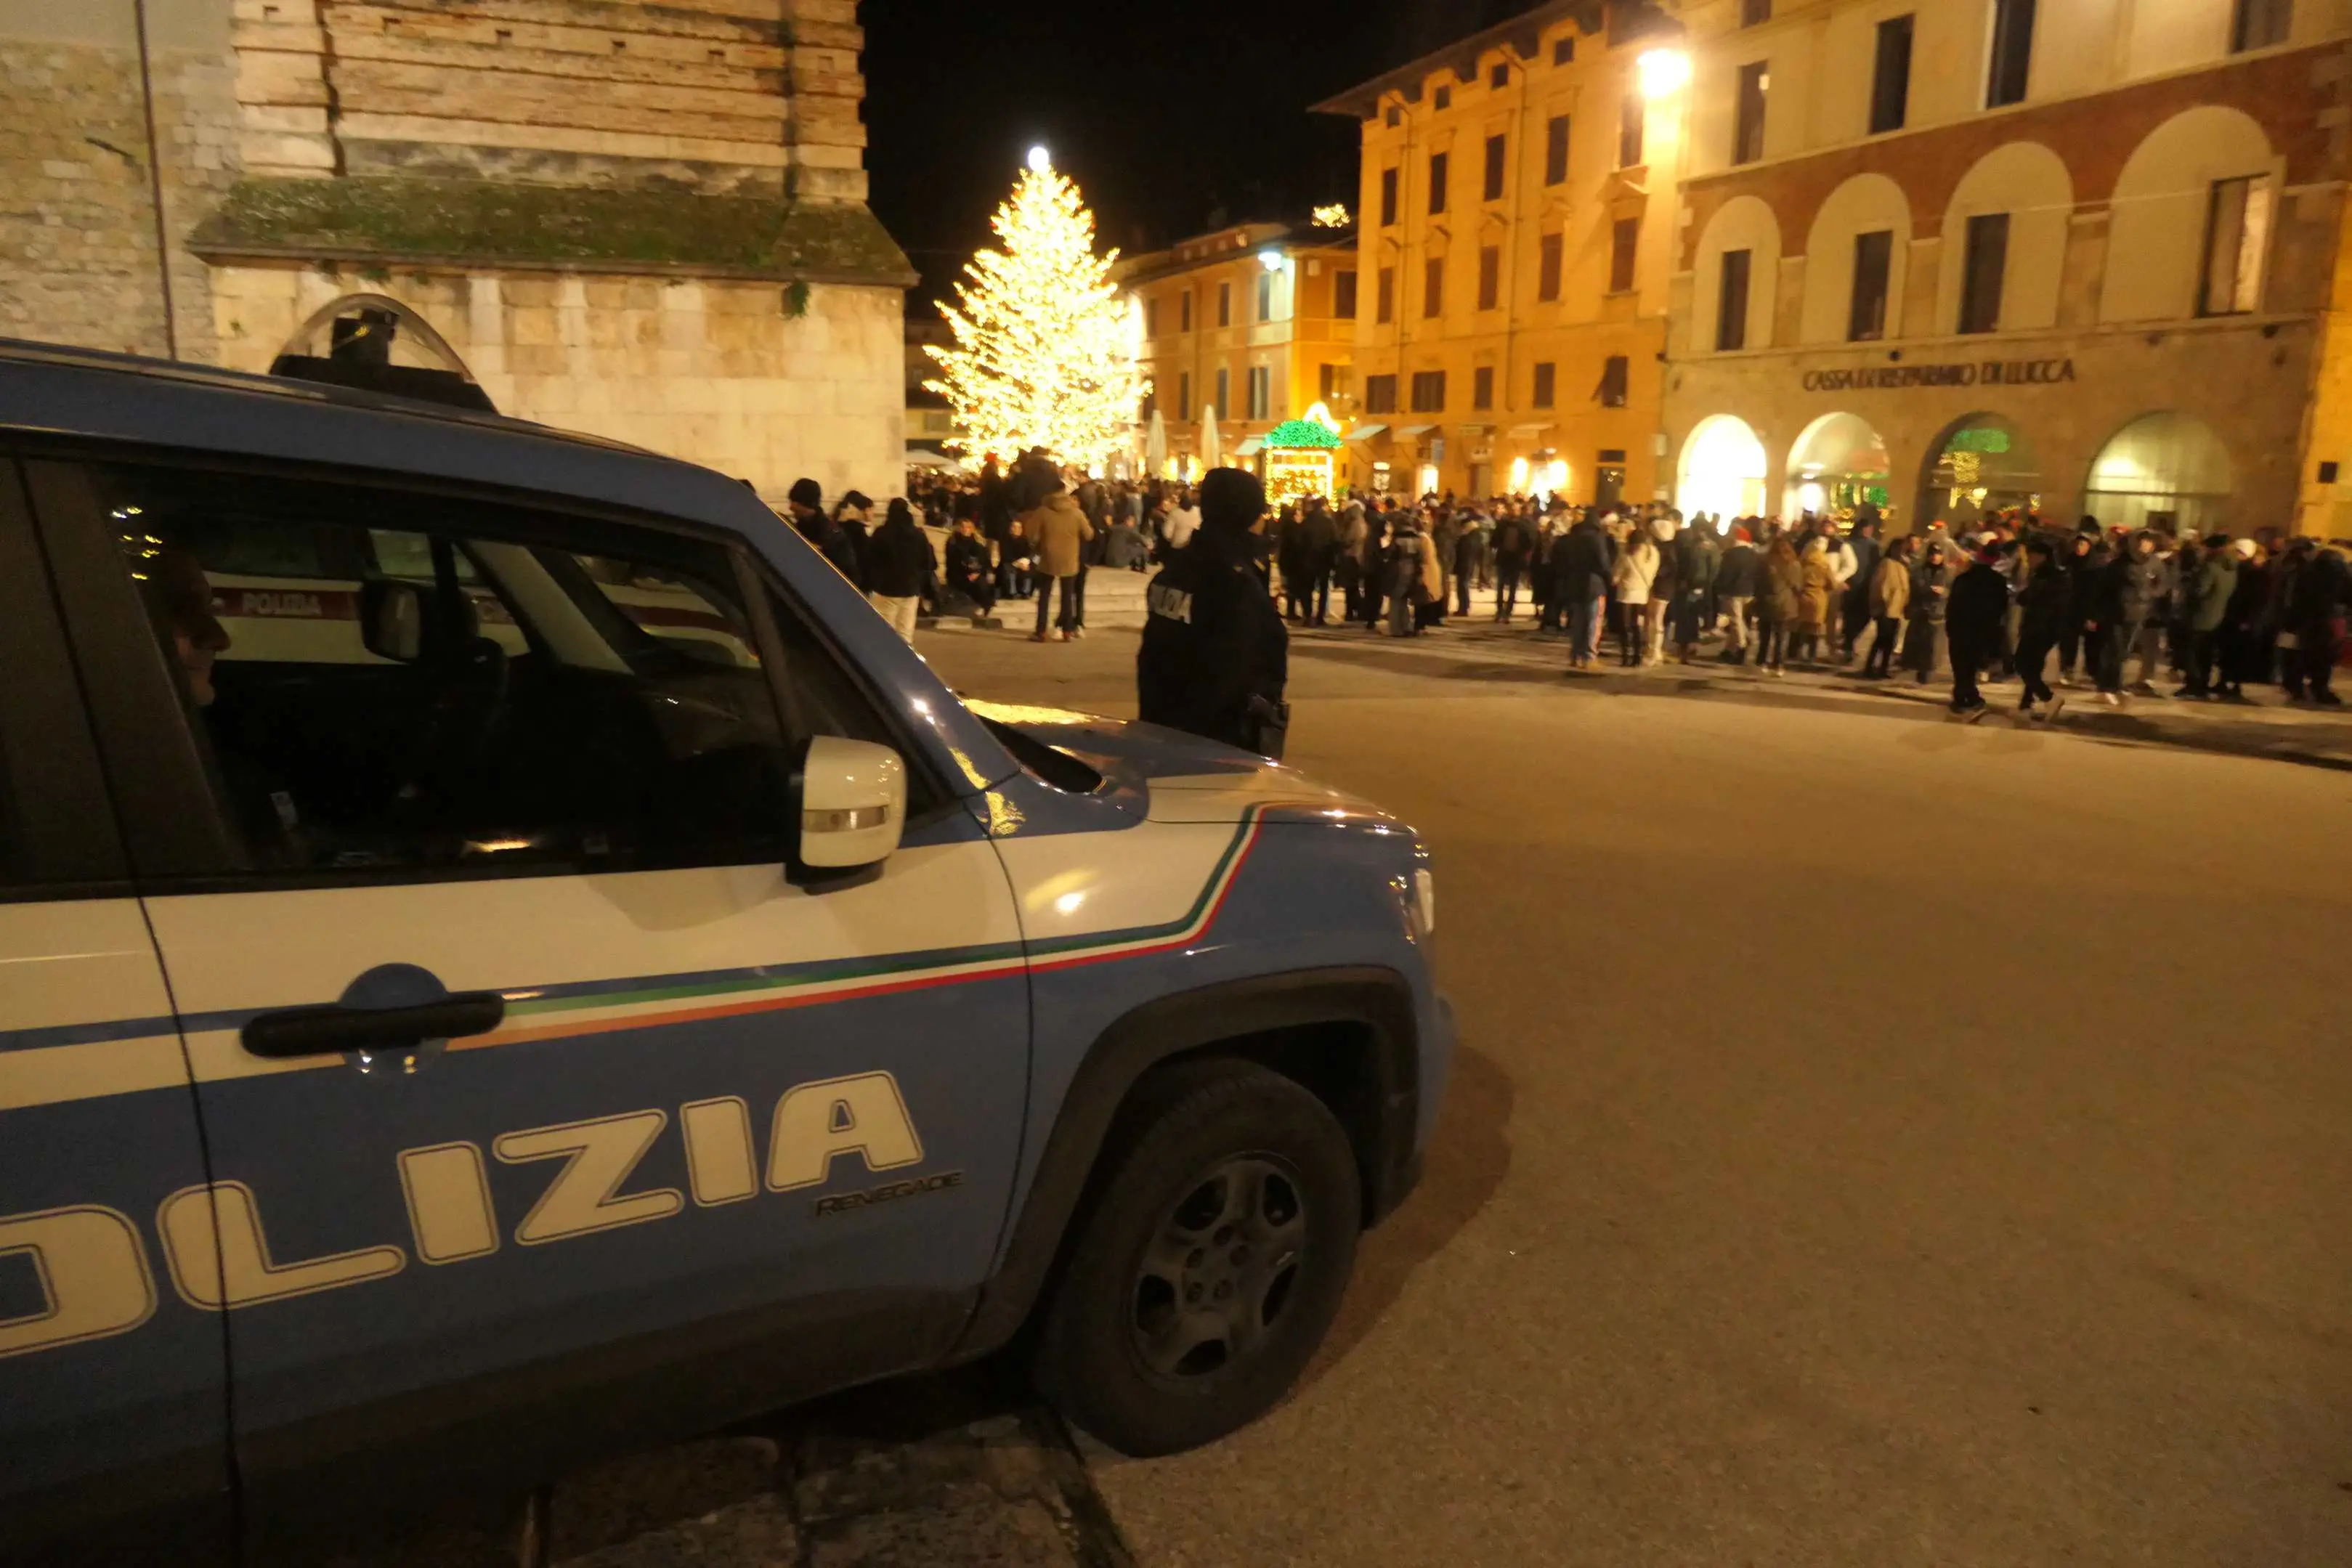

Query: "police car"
left=0, top=339, right=1453, bottom=1564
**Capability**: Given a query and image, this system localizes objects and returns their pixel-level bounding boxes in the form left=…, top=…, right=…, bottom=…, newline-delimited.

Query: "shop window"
left=1334, top=269, right=1358, bottom=318
left=1958, top=212, right=2008, bottom=333
left=1424, top=257, right=1445, bottom=317
left=1618, top=92, right=1645, bottom=167
left=1544, top=115, right=1570, bottom=185
left=1380, top=168, right=1399, bottom=227
left=1848, top=229, right=1892, bottom=341
left=1553, top=36, right=1574, bottom=65
left=1214, top=369, right=1230, bottom=420
left=1484, top=134, right=1508, bottom=201
left=1609, top=218, right=1639, bottom=293
left=1472, top=366, right=1495, bottom=410
left=1741, top=0, right=1771, bottom=23
left=2232, top=0, right=2291, bottom=52
left=1538, top=233, right=1565, bottom=301
left=1365, top=374, right=1398, bottom=414
left=1409, top=370, right=1447, bottom=413
left=1180, top=291, right=1193, bottom=332
left=1716, top=248, right=1752, bottom=351
left=1532, top=362, right=1557, bottom=407
left=1985, top=0, right=2035, bottom=109
left=1247, top=365, right=1270, bottom=420
left=1217, top=282, right=1232, bottom=328
left=1870, top=15, right=1913, bottom=134
left=1376, top=267, right=1395, bottom=324
left=2199, top=174, right=2274, bottom=315
left=1429, top=150, right=1450, bottom=214
left=1477, top=246, right=1501, bottom=311
left=1595, top=355, right=1629, bottom=407
left=1733, top=62, right=1768, bottom=165
left=1256, top=272, right=1273, bottom=322
left=1491, top=62, right=1510, bottom=89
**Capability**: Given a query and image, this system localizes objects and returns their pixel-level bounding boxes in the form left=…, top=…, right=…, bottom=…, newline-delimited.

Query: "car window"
left=92, top=461, right=872, bottom=879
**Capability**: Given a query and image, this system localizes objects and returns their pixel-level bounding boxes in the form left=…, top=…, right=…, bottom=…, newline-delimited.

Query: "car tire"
left=1034, top=1060, right=1361, bottom=1456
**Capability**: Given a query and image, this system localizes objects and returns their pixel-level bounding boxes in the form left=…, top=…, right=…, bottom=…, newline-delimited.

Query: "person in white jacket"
left=1612, top=529, right=1659, bottom=667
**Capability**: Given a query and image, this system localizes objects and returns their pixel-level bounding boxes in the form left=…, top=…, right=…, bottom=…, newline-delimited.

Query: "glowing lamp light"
left=1312, top=203, right=1353, bottom=228
left=1637, top=48, right=1691, bottom=99
left=1258, top=248, right=1285, bottom=272
left=1026, top=144, right=1052, bottom=172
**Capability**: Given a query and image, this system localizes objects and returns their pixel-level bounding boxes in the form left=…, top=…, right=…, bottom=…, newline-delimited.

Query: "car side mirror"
left=799, top=736, right=906, bottom=869
left=360, top=579, right=427, bottom=663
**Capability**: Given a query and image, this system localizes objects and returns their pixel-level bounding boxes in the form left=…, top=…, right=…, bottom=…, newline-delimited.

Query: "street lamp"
left=1637, top=48, right=1690, bottom=98
left=1257, top=248, right=1285, bottom=272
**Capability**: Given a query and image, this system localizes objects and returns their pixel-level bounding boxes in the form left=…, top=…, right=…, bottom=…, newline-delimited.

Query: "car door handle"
left=240, top=994, right=506, bottom=1059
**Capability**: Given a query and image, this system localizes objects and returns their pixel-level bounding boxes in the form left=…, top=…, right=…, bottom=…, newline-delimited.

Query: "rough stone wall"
left=214, top=262, right=904, bottom=505
left=0, top=25, right=237, bottom=358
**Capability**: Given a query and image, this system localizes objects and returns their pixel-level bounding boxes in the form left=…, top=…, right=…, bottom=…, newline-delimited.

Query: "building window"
left=1544, top=115, right=1570, bottom=184
left=1741, top=0, right=1771, bottom=23
left=1538, top=233, right=1564, bottom=301
left=1385, top=105, right=1401, bottom=128
left=1848, top=229, right=1893, bottom=341
left=1596, top=355, right=1629, bottom=407
left=1217, top=282, right=1232, bottom=328
left=1434, top=85, right=1452, bottom=111
left=1145, top=297, right=1159, bottom=337
left=1553, top=36, right=1574, bottom=65
left=2200, top=174, right=2274, bottom=316
left=1472, top=365, right=1495, bottom=409
left=1424, top=257, right=1445, bottom=317
left=1180, top=291, right=1192, bottom=332
left=1484, top=134, right=1508, bottom=201
left=1477, top=245, right=1501, bottom=310
left=1733, top=61, right=1768, bottom=165
left=1214, top=368, right=1230, bottom=419
left=1256, top=272, right=1273, bottom=322
left=1870, top=15, right=1913, bottom=134
left=1532, top=361, right=1557, bottom=407
left=1248, top=365, right=1271, bottom=419
left=1618, top=92, right=1645, bottom=168
left=1490, top=62, right=1510, bottom=89
left=1958, top=212, right=2008, bottom=333
left=1409, top=370, right=1446, bottom=413
left=1609, top=217, right=1639, bottom=293
left=1716, top=248, right=1751, bottom=350
left=1365, top=373, right=1398, bottom=414
left=1985, top=0, right=2035, bottom=108
left=1178, top=371, right=1191, bottom=418
left=1381, top=167, right=1399, bottom=226
left=1429, top=150, right=1450, bottom=214
left=1376, top=267, right=1395, bottom=324
left=1319, top=362, right=1342, bottom=401
left=2233, top=0, right=2292, bottom=50
left=1334, top=269, right=1358, bottom=318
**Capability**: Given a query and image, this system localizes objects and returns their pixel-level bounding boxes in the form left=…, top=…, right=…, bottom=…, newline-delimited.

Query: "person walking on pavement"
left=1137, top=468, right=1289, bottom=757
left=1383, top=511, right=1425, bottom=637
left=2012, top=535, right=2067, bottom=720
left=1841, top=516, right=1882, bottom=661
left=1301, top=497, right=1339, bottom=625
left=1754, top=535, right=1801, bottom=677
left=1905, top=540, right=1955, bottom=684
left=2058, top=525, right=2101, bottom=685
left=1561, top=511, right=1613, bottom=665
left=1861, top=535, right=1913, bottom=678
left=1021, top=468, right=1095, bottom=643
left=863, top=498, right=935, bottom=643
left=1611, top=524, right=1660, bottom=667
left=1670, top=518, right=1719, bottom=663
left=2215, top=537, right=2266, bottom=703
left=2280, top=540, right=2348, bottom=704
left=1493, top=510, right=1533, bottom=622
left=2177, top=533, right=2238, bottom=699
left=1714, top=524, right=1759, bottom=664
left=1947, top=545, right=2009, bottom=718
left=787, top=477, right=867, bottom=589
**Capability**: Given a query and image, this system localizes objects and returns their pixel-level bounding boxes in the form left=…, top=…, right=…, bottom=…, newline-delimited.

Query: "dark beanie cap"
left=1199, top=468, right=1267, bottom=535
left=787, top=477, right=823, bottom=510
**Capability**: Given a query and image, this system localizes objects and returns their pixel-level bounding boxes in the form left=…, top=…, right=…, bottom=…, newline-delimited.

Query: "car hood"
left=961, top=701, right=1400, bottom=827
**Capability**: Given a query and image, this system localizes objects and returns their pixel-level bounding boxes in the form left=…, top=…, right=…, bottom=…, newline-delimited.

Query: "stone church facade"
left=0, top=0, right=908, bottom=507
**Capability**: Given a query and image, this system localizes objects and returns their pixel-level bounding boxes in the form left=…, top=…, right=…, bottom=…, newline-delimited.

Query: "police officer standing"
left=1137, top=468, right=1290, bottom=757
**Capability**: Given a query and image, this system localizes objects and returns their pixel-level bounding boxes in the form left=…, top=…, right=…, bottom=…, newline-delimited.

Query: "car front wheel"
left=1034, top=1060, right=1362, bottom=1455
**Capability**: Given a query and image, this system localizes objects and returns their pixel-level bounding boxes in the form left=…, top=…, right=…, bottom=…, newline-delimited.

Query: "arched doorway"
left=2083, top=413, right=2232, bottom=535
left=271, top=293, right=495, bottom=412
left=1676, top=415, right=1769, bottom=521
left=1918, top=412, right=2040, bottom=531
left=1785, top=412, right=1891, bottom=524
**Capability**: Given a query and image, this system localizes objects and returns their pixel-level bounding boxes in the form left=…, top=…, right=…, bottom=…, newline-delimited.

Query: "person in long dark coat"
left=1905, top=541, right=1955, bottom=683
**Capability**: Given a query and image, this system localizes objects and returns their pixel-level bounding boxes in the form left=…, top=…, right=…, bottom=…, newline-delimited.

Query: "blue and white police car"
left=0, top=338, right=1452, bottom=1564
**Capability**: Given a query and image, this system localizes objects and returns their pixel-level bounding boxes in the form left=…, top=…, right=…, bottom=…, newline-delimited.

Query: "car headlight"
left=1411, top=867, right=1435, bottom=938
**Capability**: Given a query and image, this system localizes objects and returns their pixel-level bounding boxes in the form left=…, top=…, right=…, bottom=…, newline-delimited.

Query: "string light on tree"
left=928, top=151, right=1146, bottom=464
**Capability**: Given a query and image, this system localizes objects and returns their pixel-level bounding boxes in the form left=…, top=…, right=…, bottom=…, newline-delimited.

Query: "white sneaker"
left=2097, top=690, right=2121, bottom=707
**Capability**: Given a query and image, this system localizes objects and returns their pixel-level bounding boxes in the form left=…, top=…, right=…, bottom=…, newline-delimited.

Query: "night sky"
left=863, top=0, right=1536, bottom=315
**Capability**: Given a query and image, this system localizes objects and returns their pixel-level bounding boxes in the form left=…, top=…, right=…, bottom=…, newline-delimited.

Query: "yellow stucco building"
left=1116, top=220, right=1361, bottom=484
left=1314, top=0, right=1687, bottom=505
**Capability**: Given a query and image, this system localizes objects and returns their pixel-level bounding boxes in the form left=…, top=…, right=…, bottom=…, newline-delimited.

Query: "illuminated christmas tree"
left=927, top=151, right=1145, bottom=465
